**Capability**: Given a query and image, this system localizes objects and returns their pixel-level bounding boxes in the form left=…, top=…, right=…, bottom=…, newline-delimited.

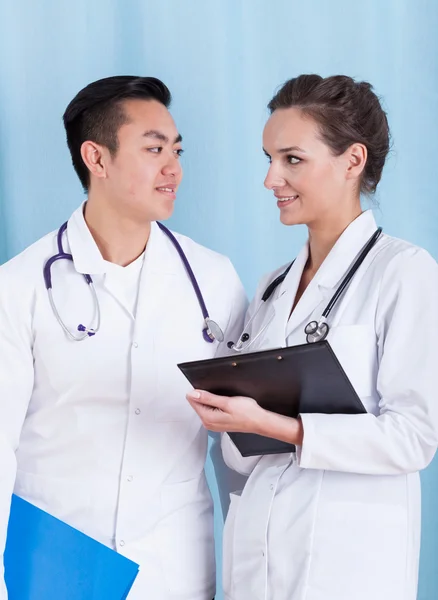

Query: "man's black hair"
left=63, top=76, right=171, bottom=190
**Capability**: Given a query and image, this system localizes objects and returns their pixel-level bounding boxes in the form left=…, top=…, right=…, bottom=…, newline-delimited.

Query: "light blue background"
left=1, top=1, right=437, bottom=598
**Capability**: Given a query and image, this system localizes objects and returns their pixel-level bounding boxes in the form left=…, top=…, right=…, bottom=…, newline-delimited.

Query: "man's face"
left=96, top=99, right=183, bottom=222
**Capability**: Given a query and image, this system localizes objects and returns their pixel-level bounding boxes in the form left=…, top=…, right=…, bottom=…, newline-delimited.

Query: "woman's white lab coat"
left=221, top=210, right=438, bottom=600
left=0, top=204, right=247, bottom=600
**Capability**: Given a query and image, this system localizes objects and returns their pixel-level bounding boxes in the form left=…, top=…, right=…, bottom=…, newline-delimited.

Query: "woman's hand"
left=186, top=390, right=304, bottom=445
left=186, top=390, right=266, bottom=434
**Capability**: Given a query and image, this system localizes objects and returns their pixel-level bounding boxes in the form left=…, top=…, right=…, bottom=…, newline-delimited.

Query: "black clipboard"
left=178, top=341, right=366, bottom=457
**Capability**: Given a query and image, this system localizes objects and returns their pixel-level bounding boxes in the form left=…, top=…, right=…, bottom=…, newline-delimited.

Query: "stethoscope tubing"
left=229, top=227, right=383, bottom=352
left=44, top=221, right=223, bottom=343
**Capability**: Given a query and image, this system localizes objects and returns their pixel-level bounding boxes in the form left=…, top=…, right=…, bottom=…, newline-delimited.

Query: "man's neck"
left=84, top=195, right=151, bottom=267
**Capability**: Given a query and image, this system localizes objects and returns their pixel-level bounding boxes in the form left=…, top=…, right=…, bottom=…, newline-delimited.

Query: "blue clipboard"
left=4, top=495, right=139, bottom=600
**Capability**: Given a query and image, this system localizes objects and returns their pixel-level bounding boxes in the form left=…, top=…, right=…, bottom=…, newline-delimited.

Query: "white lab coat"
left=0, top=204, right=247, bottom=600
left=221, top=210, right=438, bottom=600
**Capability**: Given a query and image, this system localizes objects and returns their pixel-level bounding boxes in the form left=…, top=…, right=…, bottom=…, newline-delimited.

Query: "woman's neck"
left=306, top=206, right=363, bottom=275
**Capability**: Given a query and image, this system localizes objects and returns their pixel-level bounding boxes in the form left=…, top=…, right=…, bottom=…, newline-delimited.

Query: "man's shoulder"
left=162, top=227, right=235, bottom=274
left=0, top=230, right=56, bottom=288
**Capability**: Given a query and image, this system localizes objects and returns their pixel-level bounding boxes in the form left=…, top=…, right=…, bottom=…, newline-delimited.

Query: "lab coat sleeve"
left=0, top=271, right=35, bottom=598
left=214, top=258, right=248, bottom=357
left=221, top=433, right=262, bottom=477
left=208, top=432, right=249, bottom=515
left=216, top=271, right=273, bottom=478
left=298, top=248, right=438, bottom=475
left=210, top=260, right=251, bottom=509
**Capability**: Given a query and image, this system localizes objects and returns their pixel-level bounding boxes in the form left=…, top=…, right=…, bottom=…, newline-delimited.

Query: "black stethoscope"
left=228, top=227, right=382, bottom=352
left=43, top=221, right=224, bottom=343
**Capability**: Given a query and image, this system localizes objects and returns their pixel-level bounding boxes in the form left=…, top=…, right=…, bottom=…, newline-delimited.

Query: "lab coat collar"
left=277, top=209, right=378, bottom=296
left=66, top=202, right=177, bottom=276
left=271, top=210, right=378, bottom=339
left=67, top=203, right=105, bottom=275
left=143, top=222, right=178, bottom=275
left=267, top=244, right=310, bottom=344
left=315, top=209, right=378, bottom=290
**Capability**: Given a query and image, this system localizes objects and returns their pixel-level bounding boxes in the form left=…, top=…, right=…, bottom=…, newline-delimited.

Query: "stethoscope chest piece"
left=204, top=318, right=224, bottom=343
left=304, top=320, right=329, bottom=343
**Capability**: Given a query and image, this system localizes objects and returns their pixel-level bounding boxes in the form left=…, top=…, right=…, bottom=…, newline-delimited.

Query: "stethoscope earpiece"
left=77, top=324, right=96, bottom=337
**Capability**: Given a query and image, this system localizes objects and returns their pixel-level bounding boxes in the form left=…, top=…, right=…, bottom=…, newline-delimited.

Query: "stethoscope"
left=43, top=221, right=224, bottom=343
left=228, top=227, right=383, bottom=352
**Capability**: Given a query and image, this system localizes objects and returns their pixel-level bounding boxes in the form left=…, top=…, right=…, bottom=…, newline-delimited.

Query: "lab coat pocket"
left=311, top=496, right=408, bottom=600
left=153, top=342, right=218, bottom=422
left=14, top=470, right=92, bottom=533
left=223, top=490, right=242, bottom=599
left=328, top=324, right=377, bottom=400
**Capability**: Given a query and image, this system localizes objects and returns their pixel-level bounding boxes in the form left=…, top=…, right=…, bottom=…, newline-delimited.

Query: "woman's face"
left=263, top=107, right=362, bottom=228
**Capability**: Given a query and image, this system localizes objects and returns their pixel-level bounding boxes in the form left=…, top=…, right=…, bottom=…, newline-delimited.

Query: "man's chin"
left=126, top=200, right=175, bottom=224
left=153, top=203, right=175, bottom=223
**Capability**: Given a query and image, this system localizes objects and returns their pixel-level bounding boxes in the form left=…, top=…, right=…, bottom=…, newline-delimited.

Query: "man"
left=0, top=76, right=247, bottom=599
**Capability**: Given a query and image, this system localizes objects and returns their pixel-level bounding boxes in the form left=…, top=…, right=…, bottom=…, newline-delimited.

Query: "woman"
left=186, top=74, right=438, bottom=600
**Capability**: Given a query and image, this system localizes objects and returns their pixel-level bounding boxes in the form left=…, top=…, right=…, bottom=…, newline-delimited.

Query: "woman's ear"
left=345, top=143, right=367, bottom=183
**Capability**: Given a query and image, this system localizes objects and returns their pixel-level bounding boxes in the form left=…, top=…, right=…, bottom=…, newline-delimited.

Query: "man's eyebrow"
left=143, top=130, right=168, bottom=142
left=142, top=130, right=183, bottom=144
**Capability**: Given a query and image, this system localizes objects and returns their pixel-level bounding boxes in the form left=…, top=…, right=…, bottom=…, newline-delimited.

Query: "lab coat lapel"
left=67, top=203, right=150, bottom=319
left=264, top=244, right=314, bottom=347
left=313, top=210, right=379, bottom=292
left=134, top=221, right=177, bottom=343
left=67, top=203, right=144, bottom=318
left=282, top=242, right=326, bottom=339
left=67, top=202, right=136, bottom=317
left=285, top=210, right=379, bottom=339
left=68, top=208, right=178, bottom=348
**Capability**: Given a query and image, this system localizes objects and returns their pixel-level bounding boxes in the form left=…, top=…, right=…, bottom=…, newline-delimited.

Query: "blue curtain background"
left=1, top=1, right=437, bottom=598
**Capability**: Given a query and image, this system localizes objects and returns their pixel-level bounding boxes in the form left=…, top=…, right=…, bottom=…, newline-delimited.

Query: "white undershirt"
left=103, top=252, right=145, bottom=317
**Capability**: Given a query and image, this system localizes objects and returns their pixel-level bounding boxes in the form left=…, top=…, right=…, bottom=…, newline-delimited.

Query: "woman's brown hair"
left=268, top=74, right=390, bottom=195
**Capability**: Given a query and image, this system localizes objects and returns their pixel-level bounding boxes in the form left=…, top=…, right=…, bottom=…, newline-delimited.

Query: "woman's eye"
left=148, top=147, right=162, bottom=154
left=174, top=148, right=184, bottom=157
left=288, top=155, right=301, bottom=165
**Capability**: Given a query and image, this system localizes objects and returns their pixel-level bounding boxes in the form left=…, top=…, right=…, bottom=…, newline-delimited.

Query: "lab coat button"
left=270, top=484, right=274, bottom=490
left=132, top=342, right=138, bottom=348
left=127, top=475, right=133, bottom=482
left=135, top=408, right=141, bottom=415
left=119, top=540, right=125, bottom=547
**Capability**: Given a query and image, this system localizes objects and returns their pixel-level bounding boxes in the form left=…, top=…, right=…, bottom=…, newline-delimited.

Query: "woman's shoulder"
left=370, top=234, right=438, bottom=327
left=253, top=262, right=292, bottom=300
left=373, top=233, right=438, bottom=280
